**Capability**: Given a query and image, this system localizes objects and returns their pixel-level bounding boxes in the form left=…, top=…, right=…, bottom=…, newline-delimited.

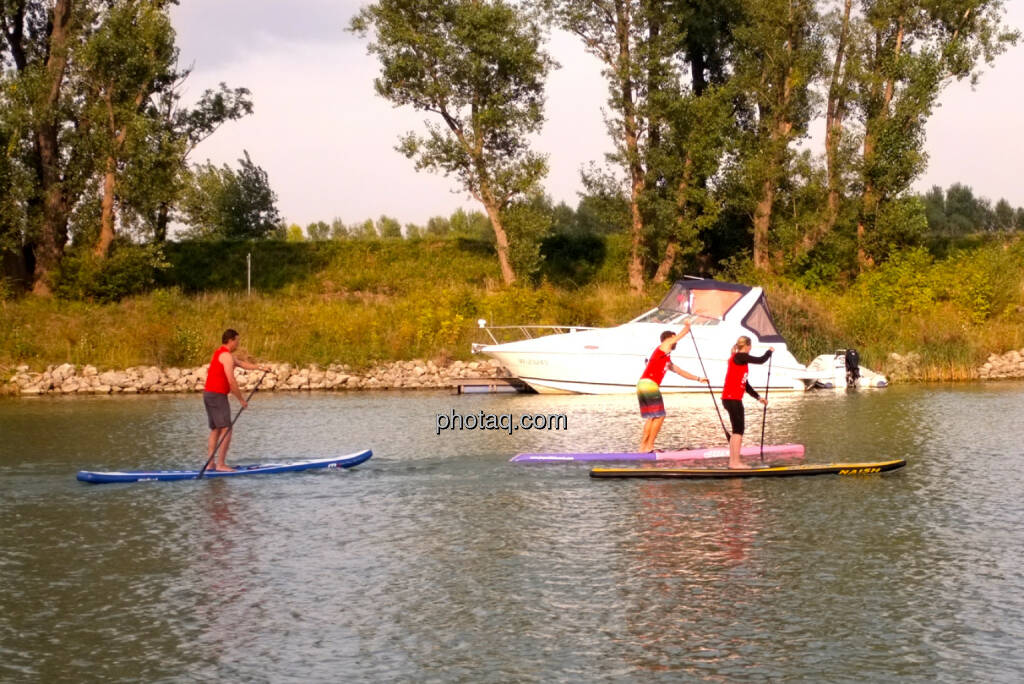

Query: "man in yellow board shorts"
left=637, top=323, right=707, bottom=453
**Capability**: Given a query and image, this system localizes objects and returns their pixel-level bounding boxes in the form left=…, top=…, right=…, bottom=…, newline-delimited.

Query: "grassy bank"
left=3, top=237, right=1024, bottom=381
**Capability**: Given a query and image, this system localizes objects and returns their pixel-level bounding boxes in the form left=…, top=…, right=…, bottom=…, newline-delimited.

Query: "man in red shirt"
left=637, top=323, right=707, bottom=452
left=203, top=329, right=271, bottom=472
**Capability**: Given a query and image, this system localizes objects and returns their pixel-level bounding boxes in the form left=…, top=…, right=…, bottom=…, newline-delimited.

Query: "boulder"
left=139, top=368, right=161, bottom=389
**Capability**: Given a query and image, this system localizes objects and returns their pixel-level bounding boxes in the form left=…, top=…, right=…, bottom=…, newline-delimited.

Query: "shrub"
left=54, top=244, right=169, bottom=303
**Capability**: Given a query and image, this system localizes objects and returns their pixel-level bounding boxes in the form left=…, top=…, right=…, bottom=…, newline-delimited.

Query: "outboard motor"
left=845, top=348, right=860, bottom=387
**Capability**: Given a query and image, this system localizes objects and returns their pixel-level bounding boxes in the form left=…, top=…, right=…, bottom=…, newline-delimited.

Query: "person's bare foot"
left=728, top=461, right=752, bottom=469
left=212, top=465, right=236, bottom=472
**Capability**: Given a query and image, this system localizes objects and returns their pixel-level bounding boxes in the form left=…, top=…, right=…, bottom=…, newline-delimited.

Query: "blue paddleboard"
left=77, top=449, right=372, bottom=484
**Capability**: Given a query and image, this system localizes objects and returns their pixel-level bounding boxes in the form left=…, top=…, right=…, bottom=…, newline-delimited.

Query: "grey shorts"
left=203, top=391, right=232, bottom=430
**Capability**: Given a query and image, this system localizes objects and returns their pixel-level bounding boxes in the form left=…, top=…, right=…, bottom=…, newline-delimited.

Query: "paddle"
left=197, top=369, right=271, bottom=479
left=759, top=352, right=773, bottom=463
left=690, top=325, right=730, bottom=442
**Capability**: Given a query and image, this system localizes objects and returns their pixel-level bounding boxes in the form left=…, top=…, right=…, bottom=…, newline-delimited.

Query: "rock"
left=52, top=363, right=75, bottom=383
left=139, top=368, right=161, bottom=389
left=99, top=371, right=130, bottom=388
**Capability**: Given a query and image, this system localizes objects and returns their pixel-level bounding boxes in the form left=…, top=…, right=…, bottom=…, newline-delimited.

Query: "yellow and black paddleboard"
left=590, top=459, right=906, bottom=479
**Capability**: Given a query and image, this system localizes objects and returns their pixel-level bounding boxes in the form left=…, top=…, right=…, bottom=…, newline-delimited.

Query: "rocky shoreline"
left=5, top=349, right=1024, bottom=396
left=3, top=359, right=513, bottom=396
left=978, top=348, right=1024, bottom=380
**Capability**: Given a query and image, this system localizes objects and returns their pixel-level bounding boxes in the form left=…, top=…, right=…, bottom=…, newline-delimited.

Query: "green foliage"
left=862, top=195, right=929, bottom=262
left=53, top=243, right=169, bottom=303
left=307, top=221, right=330, bottom=241
left=180, top=151, right=282, bottom=240
left=376, top=215, right=402, bottom=239
left=352, top=0, right=554, bottom=283
left=500, top=199, right=552, bottom=281
left=166, top=326, right=204, bottom=366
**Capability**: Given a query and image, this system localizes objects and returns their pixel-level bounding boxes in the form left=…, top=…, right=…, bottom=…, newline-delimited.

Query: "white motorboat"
left=471, top=278, right=887, bottom=394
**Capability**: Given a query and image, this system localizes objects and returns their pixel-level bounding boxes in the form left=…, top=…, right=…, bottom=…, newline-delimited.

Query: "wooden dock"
left=453, top=377, right=534, bottom=394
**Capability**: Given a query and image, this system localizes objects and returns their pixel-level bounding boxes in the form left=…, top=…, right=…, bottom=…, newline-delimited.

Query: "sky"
left=169, top=1, right=1024, bottom=229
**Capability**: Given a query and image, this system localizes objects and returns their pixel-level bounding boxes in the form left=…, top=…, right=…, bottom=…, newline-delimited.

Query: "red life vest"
left=721, top=353, right=749, bottom=400
left=204, top=345, right=232, bottom=394
left=641, top=347, right=672, bottom=385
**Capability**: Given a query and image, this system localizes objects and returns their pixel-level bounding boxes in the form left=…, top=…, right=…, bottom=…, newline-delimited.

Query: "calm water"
left=1, top=384, right=1023, bottom=682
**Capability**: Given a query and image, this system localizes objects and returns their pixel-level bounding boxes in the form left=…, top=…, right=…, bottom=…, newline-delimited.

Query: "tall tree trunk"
left=804, top=0, right=852, bottom=254
left=857, top=16, right=903, bottom=271
left=481, top=201, right=517, bottom=285
left=618, top=5, right=645, bottom=294
left=652, top=241, right=677, bottom=283
left=30, top=0, right=73, bottom=296
left=96, top=155, right=117, bottom=257
left=752, top=8, right=797, bottom=273
left=653, top=153, right=694, bottom=284
left=154, top=202, right=170, bottom=242
left=752, top=177, right=775, bottom=271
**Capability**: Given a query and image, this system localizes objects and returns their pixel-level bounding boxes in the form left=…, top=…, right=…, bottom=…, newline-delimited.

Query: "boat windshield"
left=633, top=282, right=746, bottom=324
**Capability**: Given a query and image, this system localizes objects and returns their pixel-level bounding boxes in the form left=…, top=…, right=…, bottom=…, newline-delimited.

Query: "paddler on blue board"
left=637, top=324, right=708, bottom=452
left=203, top=329, right=272, bottom=472
left=721, top=336, right=773, bottom=469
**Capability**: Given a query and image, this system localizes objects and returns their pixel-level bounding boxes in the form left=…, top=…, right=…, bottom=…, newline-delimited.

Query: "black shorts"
left=203, top=391, right=231, bottom=430
left=722, top=399, right=745, bottom=435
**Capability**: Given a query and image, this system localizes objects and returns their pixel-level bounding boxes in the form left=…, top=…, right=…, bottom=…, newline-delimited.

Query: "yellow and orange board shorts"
left=637, top=378, right=665, bottom=419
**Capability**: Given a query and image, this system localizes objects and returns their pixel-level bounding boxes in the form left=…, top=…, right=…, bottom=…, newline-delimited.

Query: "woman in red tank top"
left=720, top=336, right=772, bottom=469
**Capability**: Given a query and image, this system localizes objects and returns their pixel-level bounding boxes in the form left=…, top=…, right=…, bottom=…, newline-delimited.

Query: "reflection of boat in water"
left=472, top=277, right=887, bottom=395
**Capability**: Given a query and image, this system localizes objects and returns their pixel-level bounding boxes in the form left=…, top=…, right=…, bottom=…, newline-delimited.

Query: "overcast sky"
left=169, top=1, right=1024, bottom=229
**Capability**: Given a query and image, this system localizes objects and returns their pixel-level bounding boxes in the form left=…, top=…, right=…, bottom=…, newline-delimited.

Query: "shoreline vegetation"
left=4, top=236, right=1024, bottom=396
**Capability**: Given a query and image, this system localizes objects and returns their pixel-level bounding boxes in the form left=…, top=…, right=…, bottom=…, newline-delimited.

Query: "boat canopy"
left=650, top=280, right=749, bottom=321
left=639, top=279, right=785, bottom=343
left=741, top=294, right=785, bottom=343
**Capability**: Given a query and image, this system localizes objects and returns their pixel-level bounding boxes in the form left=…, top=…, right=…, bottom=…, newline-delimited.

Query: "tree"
left=733, top=0, right=824, bottom=271
left=307, top=221, right=330, bottom=240
left=0, top=1, right=251, bottom=293
left=81, top=0, right=177, bottom=257
left=0, top=0, right=94, bottom=294
left=549, top=0, right=678, bottom=292
left=449, top=207, right=492, bottom=240
left=376, top=214, right=402, bottom=238
left=351, top=218, right=377, bottom=239
left=425, top=215, right=451, bottom=236
left=180, top=151, right=282, bottom=240
left=123, top=81, right=253, bottom=243
left=352, top=0, right=554, bottom=285
left=850, top=0, right=1018, bottom=266
left=993, top=198, right=1015, bottom=231
left=921, top=184, right=948, bottom=234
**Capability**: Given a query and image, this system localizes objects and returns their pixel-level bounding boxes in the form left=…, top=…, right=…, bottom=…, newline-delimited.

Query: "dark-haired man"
left=203, top=329, right=271, bottom=472
left=637, top=323, right=708, bottom=452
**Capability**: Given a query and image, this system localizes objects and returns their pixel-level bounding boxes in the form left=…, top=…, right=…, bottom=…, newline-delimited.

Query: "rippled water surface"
left=2, top=384, right=1023, bottom=682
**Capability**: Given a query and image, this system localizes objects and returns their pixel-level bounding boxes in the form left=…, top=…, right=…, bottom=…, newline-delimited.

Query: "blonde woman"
left=720, top=336, right=773, bottom=468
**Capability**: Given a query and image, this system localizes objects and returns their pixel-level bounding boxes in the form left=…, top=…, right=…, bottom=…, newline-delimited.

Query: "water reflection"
left=3, top=384, right=1024, bottom=680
